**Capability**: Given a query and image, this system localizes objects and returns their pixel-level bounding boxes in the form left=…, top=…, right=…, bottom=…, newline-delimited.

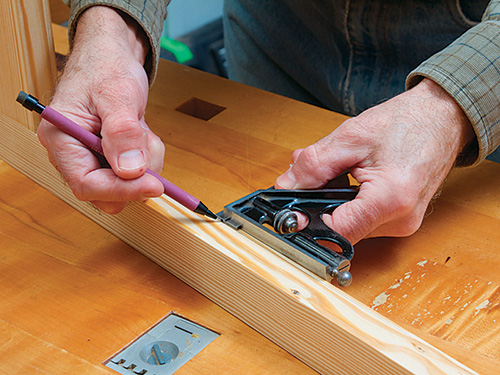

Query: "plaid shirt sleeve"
left=406, top=0, right=500, bottom=166
left=62, top=0, right=169, bottom=85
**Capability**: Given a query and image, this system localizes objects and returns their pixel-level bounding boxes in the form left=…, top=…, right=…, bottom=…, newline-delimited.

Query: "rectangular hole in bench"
left=175, top=97, right=226, bottom=121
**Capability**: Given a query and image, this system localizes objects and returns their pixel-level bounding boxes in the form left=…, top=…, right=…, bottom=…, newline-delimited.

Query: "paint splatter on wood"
left=370, top=259, right=500, bottom=358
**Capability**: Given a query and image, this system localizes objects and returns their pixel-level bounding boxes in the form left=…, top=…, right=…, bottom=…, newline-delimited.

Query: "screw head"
left=274, top=209, right=298, bottom=234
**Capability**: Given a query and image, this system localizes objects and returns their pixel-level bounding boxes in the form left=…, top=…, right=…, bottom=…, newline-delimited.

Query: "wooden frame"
left=1, top=0, right=56, bottom=131
left=0, top=1, right=492, bottom=374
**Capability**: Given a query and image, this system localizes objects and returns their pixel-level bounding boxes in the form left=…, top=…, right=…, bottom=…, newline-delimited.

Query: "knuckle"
left=390, top=192, right=418, bottom=217
left=100, top=204, right=125, bottom=215
left=105, top=120, right=145, bottom=141
left=404, top=218, right=423, bottom=236
left=69, top=175, right=102, bottom=203
left=336, top=118, right=368, bottom=139
left=385, top=193, right=427, bottom=237
left=334, top=201, right=379, bottom=243
left=382, top=176, right=421, bottom=217
left=37, top=122, right=49, bottom=145
left=71, top=184, right=88, bottom=201
left=298, top=145, right=320, bottom=167
left=297, top=145, right=330, bottom=183
left=102, top=120, right=146, bottom=142
left=395, top=213, right=425, bottom=237
left=69, top=174, right=99, bottom=202
left=149, top=132, right=165, bottom=154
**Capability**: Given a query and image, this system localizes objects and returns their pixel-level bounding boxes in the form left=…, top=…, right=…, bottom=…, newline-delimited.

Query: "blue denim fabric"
left=487, top=146, right=500, bottom=162
left=223, top=0, right=499, bottom=162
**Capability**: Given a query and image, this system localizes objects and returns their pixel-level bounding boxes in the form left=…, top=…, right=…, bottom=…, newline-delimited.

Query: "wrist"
left=412, top=78, right=476, bottom=161
left=73, top=6, right=150, bottom=66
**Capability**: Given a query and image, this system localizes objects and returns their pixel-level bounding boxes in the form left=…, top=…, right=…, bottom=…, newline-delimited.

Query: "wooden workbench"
left=0, top=158, right=315, bottom=374
left=1, top=17, right=500, bottom=375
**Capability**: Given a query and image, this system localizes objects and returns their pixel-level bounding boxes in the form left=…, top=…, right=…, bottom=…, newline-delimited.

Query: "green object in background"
left=160, top=37, right=194, bottom=64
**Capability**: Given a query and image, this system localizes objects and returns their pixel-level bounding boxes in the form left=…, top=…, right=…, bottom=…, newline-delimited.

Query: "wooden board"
left=1, top=7, right=500, bottom=375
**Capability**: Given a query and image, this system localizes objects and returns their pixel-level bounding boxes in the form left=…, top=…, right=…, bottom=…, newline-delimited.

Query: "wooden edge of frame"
left=1, top=0, right=57, bottom=130
left=0, top=113, right=477, bottom=375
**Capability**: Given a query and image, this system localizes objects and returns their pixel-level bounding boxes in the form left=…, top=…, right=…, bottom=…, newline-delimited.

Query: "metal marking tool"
left=219, top=175, right=358, bottom=287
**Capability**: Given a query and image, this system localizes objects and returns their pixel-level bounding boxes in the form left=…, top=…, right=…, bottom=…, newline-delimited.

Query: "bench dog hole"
left=175, top=97, right=226, bottom=121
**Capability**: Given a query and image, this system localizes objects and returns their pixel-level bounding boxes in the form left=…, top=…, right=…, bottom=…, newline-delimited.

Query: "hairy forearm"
left=413, top=78, right=476, bottom=164
left=72, top=6, right=150, bottom=67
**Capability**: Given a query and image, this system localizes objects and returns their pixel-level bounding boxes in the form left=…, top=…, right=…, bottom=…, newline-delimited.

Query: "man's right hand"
left=38, top=6, right=165, bottom=214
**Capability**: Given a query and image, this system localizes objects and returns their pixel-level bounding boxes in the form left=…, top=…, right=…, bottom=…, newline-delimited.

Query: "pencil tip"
left=194, top=201, right=219, bottom=220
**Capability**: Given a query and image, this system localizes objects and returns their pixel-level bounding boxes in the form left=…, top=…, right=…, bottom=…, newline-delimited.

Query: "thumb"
left=100, top=111, right=150, bottom=179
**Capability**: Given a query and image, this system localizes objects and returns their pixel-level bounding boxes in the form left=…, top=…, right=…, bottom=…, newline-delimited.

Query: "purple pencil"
left=17, top=91, right=218, bottom=220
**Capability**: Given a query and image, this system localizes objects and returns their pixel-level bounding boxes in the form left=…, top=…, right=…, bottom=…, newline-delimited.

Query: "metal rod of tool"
left=16, top=91, right=217, bottom=220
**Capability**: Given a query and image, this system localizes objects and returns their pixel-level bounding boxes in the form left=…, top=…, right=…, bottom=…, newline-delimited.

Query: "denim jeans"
left=223, top=0, right=499, bottom=162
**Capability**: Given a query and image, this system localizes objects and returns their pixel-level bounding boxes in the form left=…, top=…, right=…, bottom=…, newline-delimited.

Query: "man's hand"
left=275, top=78, right=475, bottom=244
left=37, top=6, right=165, bottom=214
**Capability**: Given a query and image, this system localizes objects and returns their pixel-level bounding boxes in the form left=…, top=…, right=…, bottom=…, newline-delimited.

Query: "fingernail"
left=118, top=149, right=146, bottom=171
left=276, top=169, right=297, bottom=189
